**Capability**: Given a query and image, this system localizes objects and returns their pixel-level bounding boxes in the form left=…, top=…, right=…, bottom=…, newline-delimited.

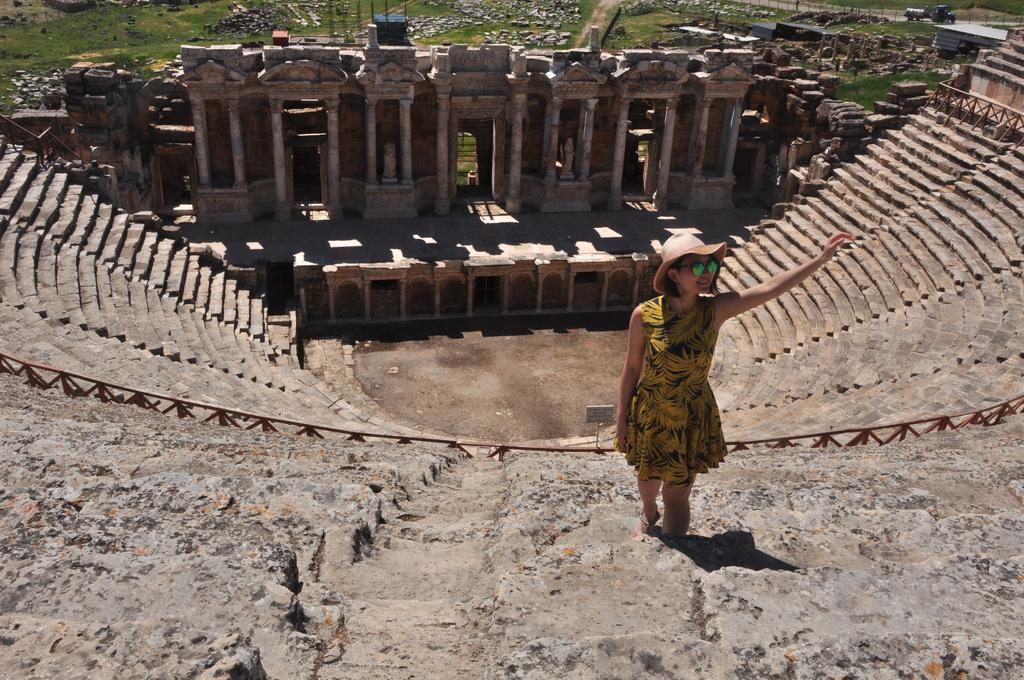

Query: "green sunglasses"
left=674, top=259, right=720, bottom=277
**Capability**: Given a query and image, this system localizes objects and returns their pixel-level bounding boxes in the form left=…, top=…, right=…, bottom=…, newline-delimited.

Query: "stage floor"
left=179, top=200, right=769, bottom=268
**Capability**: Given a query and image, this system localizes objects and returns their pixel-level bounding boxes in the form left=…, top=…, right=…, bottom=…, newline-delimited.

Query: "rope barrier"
left=2, top=350, right=1021, bottom=460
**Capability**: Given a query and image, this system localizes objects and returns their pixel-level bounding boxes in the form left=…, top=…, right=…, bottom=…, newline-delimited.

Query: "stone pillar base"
left=606, top=196, right=623, bottom=211
left=364, top=183, right=417, bottom=219
left=505, top=196, right=521, bottom=214
left=275, top=204, right=292, bottom=221
left=539, top=179, right=592, bottom=213
left=683, top=173, right=736, bottom=210
left=434, top=198, right=450, bottom=216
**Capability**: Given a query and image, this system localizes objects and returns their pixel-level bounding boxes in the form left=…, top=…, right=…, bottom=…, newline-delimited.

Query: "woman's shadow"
left=657, top=529, right=799, bottom=572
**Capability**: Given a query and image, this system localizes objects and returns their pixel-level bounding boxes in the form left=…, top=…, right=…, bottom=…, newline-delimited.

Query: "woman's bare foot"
left=630, top=510, right=660, bottom=540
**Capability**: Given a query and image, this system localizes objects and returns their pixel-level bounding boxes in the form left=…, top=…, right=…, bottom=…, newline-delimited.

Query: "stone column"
left=644, top=101, right=664, bottom=196
left=535, top=272, right=544, bottom=312
left=435, top=93, right=451, bottom=215
left=492, top=115, right=507, bottom=199
left=433, top=280, right=442, bottom=318
left=365, top=96, right=378, bottom=185
left=566, top=271, right=576, bottom=312
left=541, top=98, right=552, bottom=171
left=399, top=279, right=408, bottom=320
left=363, top=282, right=372, bottom=320
left=325, top=98, right=341, bottom=214
left=328, top=284, right=336, bottom=321
left=654, top=97, right=678, bottom=210
left=578, top=97, right=598, bottom=181
left=544, top=96, right=563, bottom=185
left=500, top=276, right=510, bottom=313
left=507, top=93, right=525, bottom=213
left=400, top=98, right=413, bottom=185
left=607, top=97, right=631, bottom=211
left=600, top=270, right=610, bottom=310
left=190, top=95, right=211, bottom=188
left=270, top=99, right=289, bottom=220
left=227, top=98, right=246, bottom=188
left=688, top=97, right=712, bottom=177
left=720, top=100, right=742, bottom=178
left=466, top=275, right=475, bottom=317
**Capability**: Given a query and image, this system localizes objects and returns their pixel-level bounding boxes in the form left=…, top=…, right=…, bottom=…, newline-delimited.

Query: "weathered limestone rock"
left=485, top=420, right=1024, bottom=678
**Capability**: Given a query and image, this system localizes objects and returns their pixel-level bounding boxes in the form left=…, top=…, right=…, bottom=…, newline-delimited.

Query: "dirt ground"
left=346, top=323, right=630, bottom=442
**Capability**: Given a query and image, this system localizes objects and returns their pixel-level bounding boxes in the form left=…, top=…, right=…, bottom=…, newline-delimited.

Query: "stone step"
left=11, top=163, right=55, bottom=225
left=882, top=217, right=957, bottom=292
left=195, top=265, right=212, bottom=314
left=250, top=294, right=265, bottom=340
left=984, top=54, right=1024, bottom=81
left=0, top=146, right=26, bottom=197
left=164, top=247, right=188, bottom=299
left=97, top=211, right=127, bottom=263
left=28, top=171, right=70, bottom=232
left=944, top=182, right=1020, bottom=269
left=918, top=107, right=1013, bottom=156
left=869, top=138, right=947, bottom=193
left=181, top=253, right=201, bottom=304
left=130, top=229, right=159, bottom=281
left=84, top=204, right=114, bottom=261
left=149, top=238, right=175, bottom=291
left=807, top=194, right=918, bottom=307
left=236, top=288, right=250, bottom=333
left=0, top=157, right=39, bottom=217
left=207, top=270, right=225, bottom=321
left=905, top=117, right=983, bottom=170
left=48, top=183, right=85, bottom=243
left=223, top=278, right=238, bottom=325
left=115, top=222, right=146, bottom=272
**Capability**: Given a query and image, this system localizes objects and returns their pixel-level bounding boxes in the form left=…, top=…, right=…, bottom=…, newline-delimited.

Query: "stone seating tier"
left=715, top=110, right=1023, bottom=440
left=0, top=140, right=415, bottom=435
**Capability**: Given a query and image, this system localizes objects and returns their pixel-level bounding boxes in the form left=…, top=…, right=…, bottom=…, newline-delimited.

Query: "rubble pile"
left=6, top=69, right=65, bottom=110
left=42, top=0, right=96, bottom=12
left=409, top=0, right=580, bottom=42
left=869, top=80, right=931, bottom=129
left=789, top=10, right=890, bottom=26
left=208, top=5, right=278, bottom=37
left=624, top=0, right=773, bottom=19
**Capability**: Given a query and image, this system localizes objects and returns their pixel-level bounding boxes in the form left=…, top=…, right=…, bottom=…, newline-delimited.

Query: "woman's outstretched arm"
left=615, top=306, right=646, bottom=450
left=714, top=232, right=854, bottom=330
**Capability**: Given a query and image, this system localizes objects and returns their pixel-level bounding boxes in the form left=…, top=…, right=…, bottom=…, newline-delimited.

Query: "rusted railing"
left=1, top=350, right=1020, bottom=461
left=928, top=81, right=1024, bottom=148
left=0, top=114, right=82, bottom=163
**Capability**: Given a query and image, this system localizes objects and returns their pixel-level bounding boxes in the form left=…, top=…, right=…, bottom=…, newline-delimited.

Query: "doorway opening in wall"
left=157, top=147, right=194, bottom=214
left=473, top=276, right=501, bottom=311
left=371, top=279, right=401, bottom=319
left=732, top=146, right=759, bottom=197
left=291, top=144, right=323, bottom=207
left=622, top=99, right=656, bottom=200
left=456, top=118, right=494, bottom=201
left=266, top=262, right=295, bottom=316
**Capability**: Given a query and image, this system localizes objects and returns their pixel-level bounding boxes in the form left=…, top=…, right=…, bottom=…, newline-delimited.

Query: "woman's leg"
left=661, top=481, right=693, bottom=537
left=631, top=477, right=662, bottom=539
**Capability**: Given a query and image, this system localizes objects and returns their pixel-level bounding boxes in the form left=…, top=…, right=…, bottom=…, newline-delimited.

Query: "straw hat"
left=652, top=233, right=728, bottom=295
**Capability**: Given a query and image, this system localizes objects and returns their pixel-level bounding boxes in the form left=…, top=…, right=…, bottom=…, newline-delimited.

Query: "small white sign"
left=585, top=405, right=616, bottom=424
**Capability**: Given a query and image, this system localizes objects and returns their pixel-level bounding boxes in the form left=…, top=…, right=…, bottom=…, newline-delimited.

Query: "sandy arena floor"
left=342, top=319, right=630, bottom=442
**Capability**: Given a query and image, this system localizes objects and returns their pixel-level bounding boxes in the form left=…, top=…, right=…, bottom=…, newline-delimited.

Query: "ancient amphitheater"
left=1, top=26, right=1024, bottom=680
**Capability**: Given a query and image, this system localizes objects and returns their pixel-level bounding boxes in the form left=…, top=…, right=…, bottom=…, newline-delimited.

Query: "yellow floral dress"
left=613, top=295, right=728, bottom=486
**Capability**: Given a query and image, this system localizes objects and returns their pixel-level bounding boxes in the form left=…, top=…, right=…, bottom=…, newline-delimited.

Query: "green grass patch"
left=0, top=0, right=273, bottom=106
left=834, top=69, right=948, bottom=108
left=605, top=5, right=789, bottom=49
